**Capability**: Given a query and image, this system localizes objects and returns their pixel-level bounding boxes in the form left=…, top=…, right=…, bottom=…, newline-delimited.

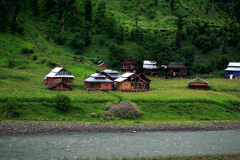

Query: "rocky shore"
left=1, top=120, right=240, bottom=136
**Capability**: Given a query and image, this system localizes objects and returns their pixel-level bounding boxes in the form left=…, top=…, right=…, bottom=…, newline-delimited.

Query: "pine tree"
left=233, top=0, right=240, bottom=24
left=31, top=0, right=39, bottom=19
left=0, top=0, right=10, bottom=31
left=84, top=0, right=92, bottom=23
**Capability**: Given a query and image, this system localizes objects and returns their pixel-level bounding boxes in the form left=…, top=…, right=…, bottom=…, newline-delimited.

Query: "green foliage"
left=108, top=43, right=127, bottom=67
left=98, top=35, right=105, bottom=45
left=54, top=93, right=71, bottom=112
left=21, top=48, right=30, bottom=54
left=84, top=0, right=92, bottom=23
left=4, top=99, right=22, bottom=118
left=32, top=55, right=38, bottom=60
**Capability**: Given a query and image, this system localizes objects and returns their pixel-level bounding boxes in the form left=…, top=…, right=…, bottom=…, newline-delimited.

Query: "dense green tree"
left=0, top=0, right=10, bottom=31
left=108, top=43, right=127, bottom=67
left=233, top=0, right=240, bottom=23
left=175, top=30, right=182, bottom=49
left=81, top=21, right=92, bottom=46
left=31, top=0, right=39, bottom=18
left=170, top=0, right=175, bottom=13
left=133, top=45, right=148, bottom=73
left=115, top=24, right=124, bottom=44
left=84, top=0, right=92, bottom=23
left=181, top=46, right=195, bottom=75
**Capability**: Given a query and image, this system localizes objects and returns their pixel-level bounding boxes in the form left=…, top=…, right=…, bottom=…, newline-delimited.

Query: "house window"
left=124, top=84, right=128, bottom=87
left=105, top=84, right=108, bottom=86
left=56, top=79, right=61, bottom=82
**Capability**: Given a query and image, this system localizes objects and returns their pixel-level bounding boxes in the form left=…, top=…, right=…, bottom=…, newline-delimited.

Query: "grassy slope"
left=0, top=0, right=239, bottom=122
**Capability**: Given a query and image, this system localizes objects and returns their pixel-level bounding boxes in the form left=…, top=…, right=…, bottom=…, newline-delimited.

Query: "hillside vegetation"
left=0, top=0, right=240, bottom=122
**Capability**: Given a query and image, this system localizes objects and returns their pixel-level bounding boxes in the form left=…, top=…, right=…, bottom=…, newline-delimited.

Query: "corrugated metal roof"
left=143, top=60, right=158, bottom=69
left=103, top=69, right=119, bottom=74
left=121, top=73, right=135, bottom=77
left=187, top=77, right=208, bottom=84
left=225, top=67, right=240, bottom=71
left=114, top=77, right=127, bottom=82
left=91, top=73, right=106, bottom=77
left=227, top=62, right=240, bottom=67
left=84, top=77, right=113, bottom=82
left=98, top=63, right=104, bottom=67
left=51, top=67, right=63, bottom=73
left=44, top=67, right=74, bottom=79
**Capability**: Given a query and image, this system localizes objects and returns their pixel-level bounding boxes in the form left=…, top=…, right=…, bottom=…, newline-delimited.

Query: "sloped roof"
left=225, top=67, right=240, bottom=71
left=84, top=77, right=113, bottom=82
left=114, top=77, right=127, bottom=82
left=90, top=73, right=106, bottom=78
left=47, top=81, right=71, bottom=89
left=187, top=77, right=209, bottom=84
left=44, top=67, right=74, bottom=79
left=227, top=62, right=240, bottom=67
left=143, top=60, right=158, bottom=69
left=103, top=69, right=119, bottom=74
left=168, top=62, right=187, bottom=69
left=98, top=62, right=108, bottom=67
left=121, top=73, right=135, bottom=78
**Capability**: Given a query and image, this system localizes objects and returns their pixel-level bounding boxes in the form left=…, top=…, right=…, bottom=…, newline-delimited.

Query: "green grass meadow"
left=0, top=66, right=240, bottom=123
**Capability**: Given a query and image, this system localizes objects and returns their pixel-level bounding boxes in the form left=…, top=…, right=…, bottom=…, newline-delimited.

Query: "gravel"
left=1, top=121, right=240, bottom=136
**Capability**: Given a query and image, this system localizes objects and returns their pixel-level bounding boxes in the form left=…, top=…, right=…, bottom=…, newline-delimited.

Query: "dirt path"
left=25, top=30, right=54, bottom=60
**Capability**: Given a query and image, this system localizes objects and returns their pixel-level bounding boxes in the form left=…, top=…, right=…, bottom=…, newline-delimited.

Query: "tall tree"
left=31, top=0, right=39, bottom=19
left=233, top=0, right=240, bottom=24
left=0, top=0, right=10, bottom=31
left=57, top=0, right=69, bottom=32
left=84, top=0, right=92, bottom=23
left=212, top=0, right=214, bottom=12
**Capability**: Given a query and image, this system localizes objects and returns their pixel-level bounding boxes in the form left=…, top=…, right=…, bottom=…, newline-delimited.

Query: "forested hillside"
left=0, top=0, right=240, bottom=75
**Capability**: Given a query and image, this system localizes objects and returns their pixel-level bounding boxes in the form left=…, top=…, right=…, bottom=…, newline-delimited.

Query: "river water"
left=0, top=130, right=239, bottom=160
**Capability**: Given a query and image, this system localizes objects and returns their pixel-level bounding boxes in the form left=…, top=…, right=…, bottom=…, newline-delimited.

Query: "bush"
left=21, top=48, right=29, bottom=54
left=32, top=55, right=38, bottom=60
left=90, top=112, right=97, bottom=117
left=29, top=49, right=34, bottom=54
left=98, top=36, right=105, bottom=45
left=4, top=99, right=22, bottom=118
left=39, top=58, right=47, bottom=64
left=107, top=101, right=140, bottom=119
left=54, top=93, right=71, bottom=112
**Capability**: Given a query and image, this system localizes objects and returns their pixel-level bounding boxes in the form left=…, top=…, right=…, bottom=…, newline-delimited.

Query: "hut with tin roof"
left=84, top=73, right=113, bottom=91
left=44, top=67, right=74, bottom=90
left=187, top=77, right=210, bottom=91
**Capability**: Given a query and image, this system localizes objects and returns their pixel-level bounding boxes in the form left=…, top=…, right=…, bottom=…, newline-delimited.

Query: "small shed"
left=84, top=73, right=113, bottom=91
left=48, top=81, right=72, bottom=91
left=98, top=62, right=109, bottom=69
left=187, top=77, right=210, bottom=91
left=120, top=56, right=136, bottom=73
left=167, top=62, right=187, bottom=78
left=114, top=72, right=148, bottom=91
left=225, top=62, right=240, bottom=79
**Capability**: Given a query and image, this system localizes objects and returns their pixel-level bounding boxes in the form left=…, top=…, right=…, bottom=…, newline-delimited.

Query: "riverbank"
left=1, top=120, right=240, bottom=136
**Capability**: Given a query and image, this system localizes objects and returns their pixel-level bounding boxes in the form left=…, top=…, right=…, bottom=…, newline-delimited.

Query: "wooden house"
left=114, top=73, right=149, bottom=91
left=44, top=67, right=74, bottom=90
left=98, top=62, right=109, bottom=69
left=48, top=82, right=72, bottom=91
left=84, top=73, right=113, bottom=91
left=225, top=62, right=240, bottom=79
left=137, top=73, right=151, bottom=90
left=143, top=60, right=159, bottom=76
left=100, top=69, right=121, bottom=81
left=120, top=57, right=136, bottom=73
left=166, top=62, right=187, bottom=78
left=187, top=77, right=210, bottom=91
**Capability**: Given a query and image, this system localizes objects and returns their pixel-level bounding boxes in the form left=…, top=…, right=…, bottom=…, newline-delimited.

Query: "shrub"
left=98, top=36, right=105, bottom=45
left=54, top=93, right=71, bottom=112
left=4, top=99, right=22, bottom=118
left=21, top=48, right=29, bottom=54
left=32, top=55, right=38, bottom=60
left=107, top=101, right=140, bottom=119
left=39, top=58, right=47, bottom=64
left=29, top=49, right=34, bottom=54
left=90, top=112, right=97, bottom=117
